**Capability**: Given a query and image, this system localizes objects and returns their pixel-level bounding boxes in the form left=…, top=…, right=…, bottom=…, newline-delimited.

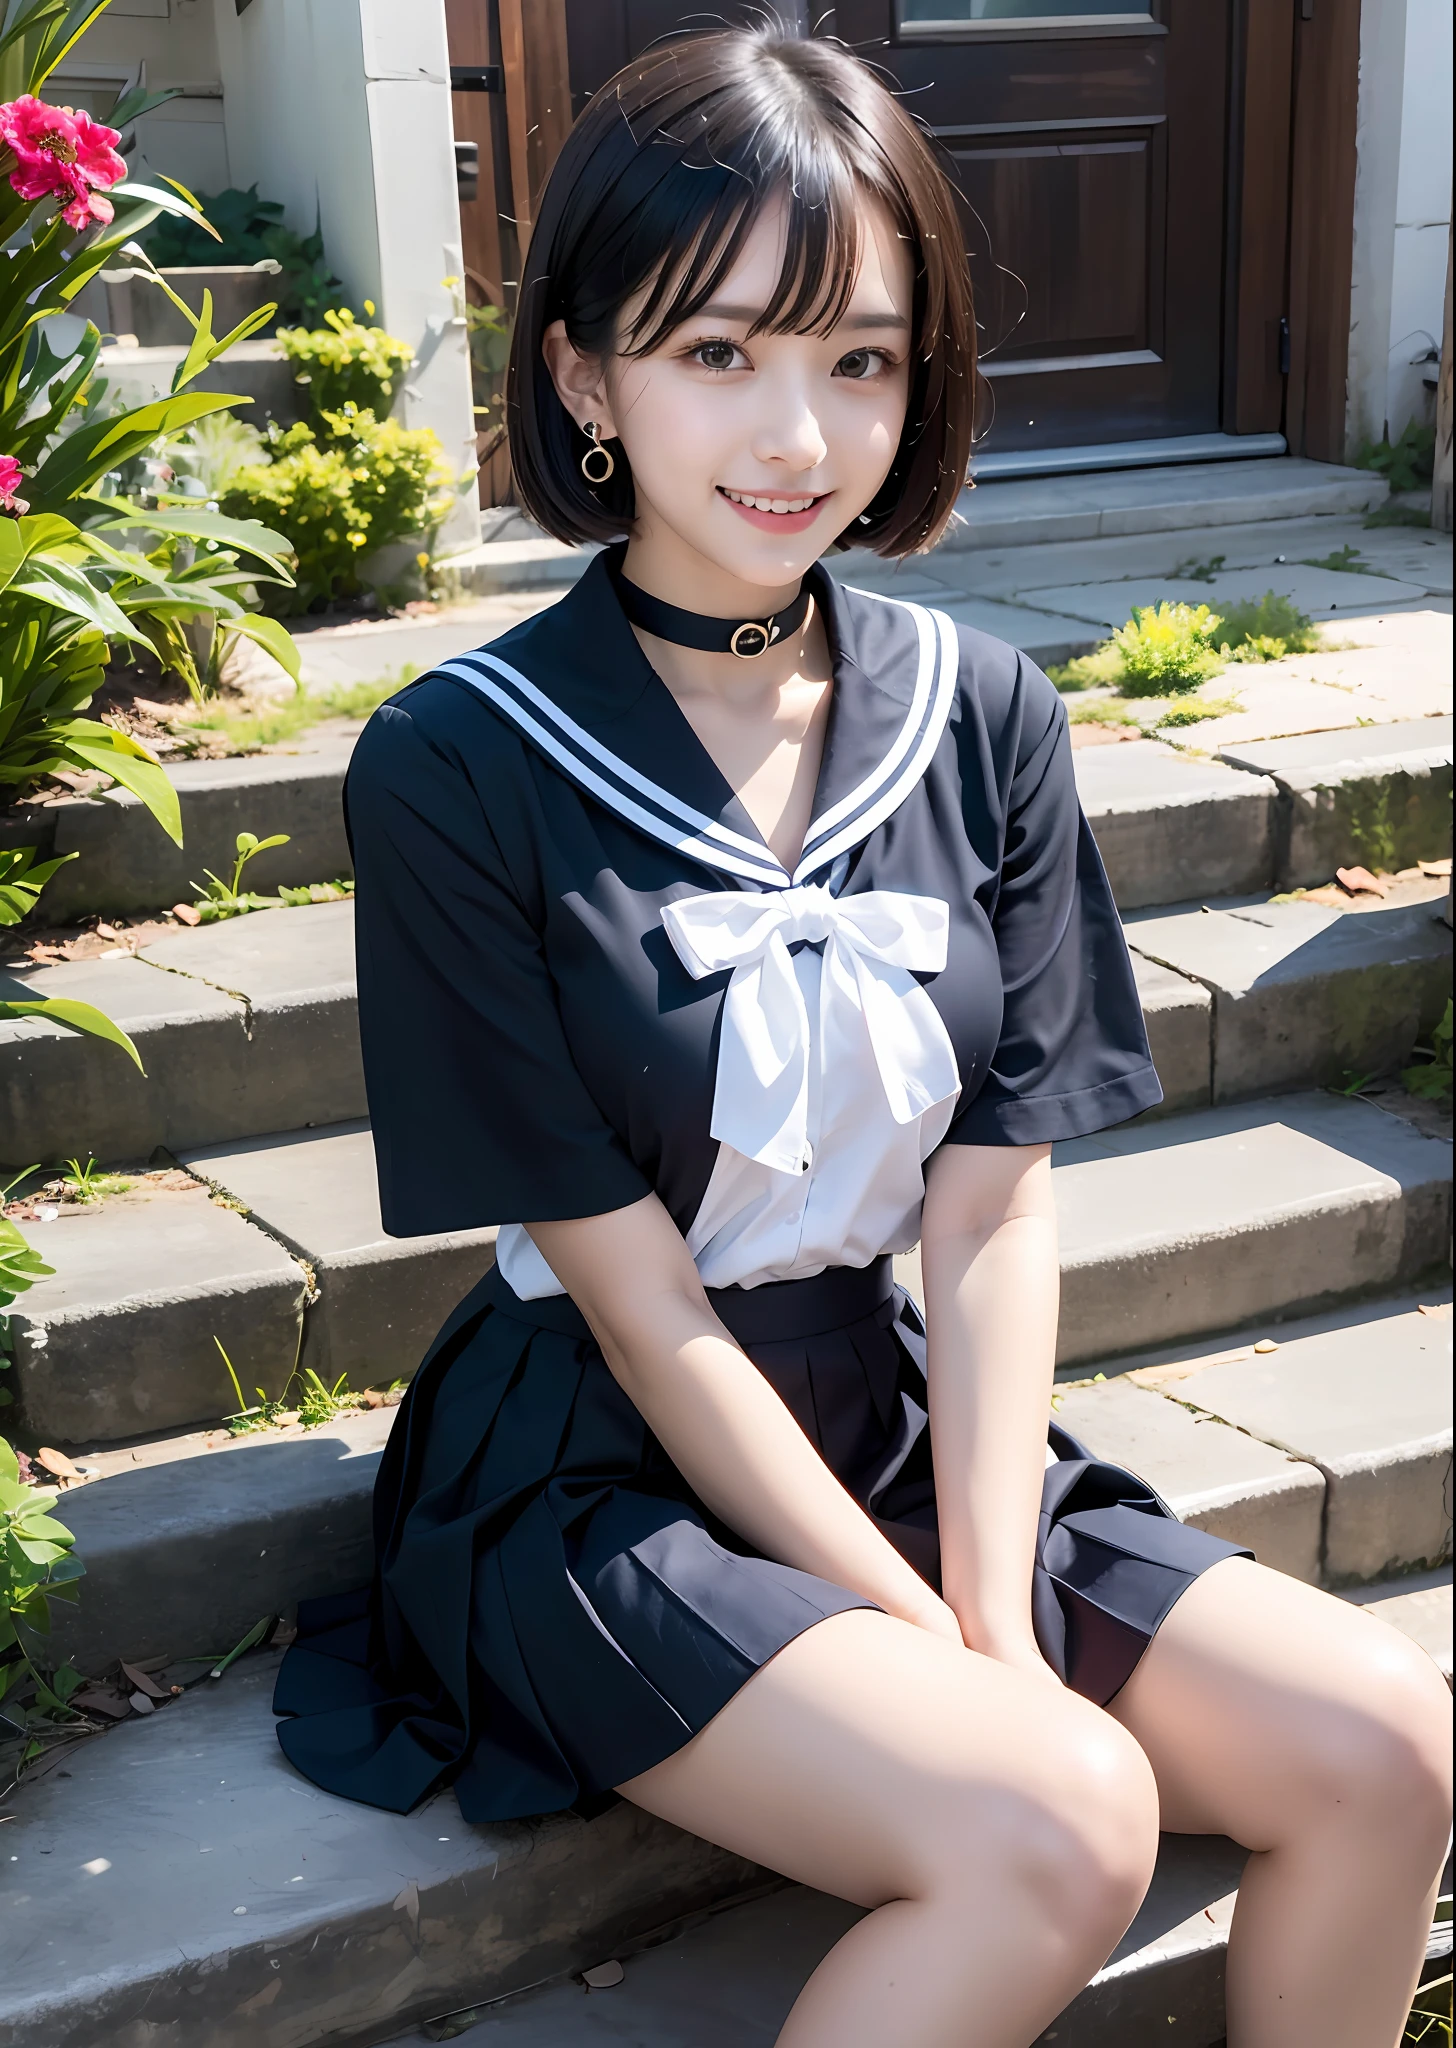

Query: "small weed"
left=214, top=1337, right=290, bottom=1436
left=1336, top=1070, right=1379, bottom=1096
left=1355, top=421, right=1436, bottom=494
left=1401, top=999, right=1453, bottom=1107
left=59, top=1157, right=133, bottom=1205
left=1064, top=697, right=1143, bottom=727
left=1300, top=544, right=1373, bottom=575
left=1169, top=552, right=1227, bottom=583
left=1216, top=590, right=1320, bottom=656
left=1049, top=643, right=1125, bottom=692
left=192, top=830, right=292, bottom=919
left=1112, top=602, right=1226, bottom=696
left=1365, top=502, right=1432, bottom=529
left=1152, top=691, right=1244, bottom=729
left=297, top=1368, right=356, bottom=1429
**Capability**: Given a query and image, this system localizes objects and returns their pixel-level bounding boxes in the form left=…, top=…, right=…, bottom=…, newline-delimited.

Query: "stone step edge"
left=41, top=1294, right=1452, bottom=1678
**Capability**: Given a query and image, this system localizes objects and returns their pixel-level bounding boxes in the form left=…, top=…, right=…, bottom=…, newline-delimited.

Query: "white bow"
left=661, top=883, right=961, bottom=1177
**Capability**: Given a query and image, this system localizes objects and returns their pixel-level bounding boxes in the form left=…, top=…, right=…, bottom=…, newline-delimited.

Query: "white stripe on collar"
left=439, top=592, right=959, bottom=891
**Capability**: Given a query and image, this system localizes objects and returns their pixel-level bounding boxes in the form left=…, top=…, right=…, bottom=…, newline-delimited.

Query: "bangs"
left=508, top=28, right=977, bottom=558
left=619, top=151, right=876, bottom=358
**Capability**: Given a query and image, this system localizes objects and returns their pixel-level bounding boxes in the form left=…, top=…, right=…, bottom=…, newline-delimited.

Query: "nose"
left=749, top=368, right=828, bottom=477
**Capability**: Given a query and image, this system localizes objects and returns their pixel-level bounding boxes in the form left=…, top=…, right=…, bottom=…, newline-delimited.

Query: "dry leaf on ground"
left=1335, top=865, right=1387, bottom=898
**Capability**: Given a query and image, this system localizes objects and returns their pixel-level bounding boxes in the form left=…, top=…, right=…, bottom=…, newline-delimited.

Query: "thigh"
left=1105, top=1556, right=1452, bottom=1848
left=617, top=1606, right=1157, bottom=1910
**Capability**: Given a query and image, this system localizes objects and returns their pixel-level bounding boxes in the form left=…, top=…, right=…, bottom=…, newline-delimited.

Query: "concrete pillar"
left=213, top=0, right=478, bottom=554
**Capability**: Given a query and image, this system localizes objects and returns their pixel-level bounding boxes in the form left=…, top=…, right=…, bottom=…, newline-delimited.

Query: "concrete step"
left=39, top=1282, right=1448, bottom=1685
left=0, top=1654, right=768, bottom=2048
left=1217, top=713, right=1454, bottom=889
left=10, top=1091, right=1449, bottom=1448
left=1, top=734, right=358, bottom=922
left=440, top=461, right=1389, bottom=597
left=1125, top=891, right=1451, bottom=1102
left=1054, top=1296, right=1452, bottom=1588
left=7, top=1128, right=495, bottom=1446
left=6, top=875, right=1450, bottom=1166
left=5, top=1591, right=1445, bottom=2048
left=7, top=708, right=1446, bottom=934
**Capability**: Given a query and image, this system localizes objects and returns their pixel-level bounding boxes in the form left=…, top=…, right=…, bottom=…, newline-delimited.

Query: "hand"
left=894, top=1590, right=968, bottom=1646
left=973, top=1631, right=1063, bottom=1689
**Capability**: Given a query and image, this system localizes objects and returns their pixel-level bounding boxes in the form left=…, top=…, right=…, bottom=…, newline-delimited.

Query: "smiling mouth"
left=717, top=487, right=828, bottom=515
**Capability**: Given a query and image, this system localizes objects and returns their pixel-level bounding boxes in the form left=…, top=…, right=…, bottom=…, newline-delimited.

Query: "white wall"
left=211, top=0, right=477, bottom=551
left=1347, top=0, right=1453, bottom=456
left=51, top=0, right=229, bottom=197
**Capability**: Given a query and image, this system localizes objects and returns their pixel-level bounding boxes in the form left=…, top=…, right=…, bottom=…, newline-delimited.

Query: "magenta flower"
left=0, top=94, right=125, bottom=229
left=0, top=455, right=25, bottom=512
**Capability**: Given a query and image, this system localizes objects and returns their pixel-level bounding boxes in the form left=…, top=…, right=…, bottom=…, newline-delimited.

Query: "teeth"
left=722, top=490, right=817, bottom=513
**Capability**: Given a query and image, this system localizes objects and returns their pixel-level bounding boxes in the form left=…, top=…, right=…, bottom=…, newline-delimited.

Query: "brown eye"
left=835, top=348, right=881, bottom=380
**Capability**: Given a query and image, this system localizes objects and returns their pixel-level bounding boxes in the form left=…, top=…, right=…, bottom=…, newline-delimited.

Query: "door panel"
left=560, top=1, right=1229, bottom=452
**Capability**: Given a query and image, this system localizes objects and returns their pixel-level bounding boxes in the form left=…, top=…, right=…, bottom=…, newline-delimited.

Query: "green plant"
left=220, top=408, right=454, bottom=614
left=137, top=182, right=347, bottom=325
left=1301, top=544, right=1372, bottom=574
left=297, top=1367, right=354, bottom=1429
left=1218, top=591, right=1320, bottom=662
left=1401, top=1000, right=1453, bottom=1106
left=1356, top=421, right=1436, bottom=494
left=0, top=23, right=308, bottom=931
left=191, top=826, right=289, bottom=916
left=1151, top=690, right=1243, bottom=728
left=0, top=841, right=74, bottom=922
left=275, top=308, right=414, bottom=426
left=175, top=668, right=408, bottom=751
left=59, top=1155, right=130, bottom=1202
left=1110, top=602, right=1226, bottom=696
left=214, top=1336, right=288, bottom=1436
left=162, top=410, right=268, bottom=499
left=1169, top=552, right=1226, bottom=583
left=0, top=1435, right=84, bottom=1678
left=1365, top=502, right=1432, bottom=529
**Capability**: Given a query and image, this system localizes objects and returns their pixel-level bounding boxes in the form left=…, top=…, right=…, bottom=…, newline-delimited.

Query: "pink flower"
left=0, top=95, right=125, bottom=228
left=0, top=454, right=26, bottom=513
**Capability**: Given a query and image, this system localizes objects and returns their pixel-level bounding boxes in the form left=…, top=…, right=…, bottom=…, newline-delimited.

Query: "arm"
left=919, top=1140, right=1059, bottom=1679
left=527, top=1195, right=963, bottom=1642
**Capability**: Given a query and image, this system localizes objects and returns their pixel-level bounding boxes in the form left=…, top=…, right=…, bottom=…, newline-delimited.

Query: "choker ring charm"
left=729, top=620, right=773, bottom=658
left=580, top=422, right=616, bottom=485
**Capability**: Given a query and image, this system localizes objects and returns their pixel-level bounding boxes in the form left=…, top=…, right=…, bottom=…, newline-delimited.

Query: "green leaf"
left=224, top=613, right=302, bottom=683
left=51, top=723, right=182, bottom=847
left=90, top=501, right=296, bottom=566
left=0, top=996, right=143, bottom=1070
left=0, top=846, right=76, bottom=926
left=26, top=394, right=250, bottom=511
left=107, top=83, right=183, bottom=128
left=107, top=179, right=218, bottom=236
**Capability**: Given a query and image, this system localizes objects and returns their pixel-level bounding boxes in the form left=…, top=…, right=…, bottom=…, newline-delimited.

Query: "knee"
left=1303, top=1635, right=1452, bottom=1847
left=934, top=1709, right=1160, bottom=1952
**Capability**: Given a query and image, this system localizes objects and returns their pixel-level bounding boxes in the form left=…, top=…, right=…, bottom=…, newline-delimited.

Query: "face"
left=544, top=190, right=915, bottom=601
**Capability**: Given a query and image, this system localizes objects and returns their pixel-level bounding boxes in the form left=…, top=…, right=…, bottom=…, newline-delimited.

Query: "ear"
left=542, top=320, right=619, bottom=441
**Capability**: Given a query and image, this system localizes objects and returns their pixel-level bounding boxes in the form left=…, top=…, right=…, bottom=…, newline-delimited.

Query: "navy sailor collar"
left=436, top=543, right=958, bottom=891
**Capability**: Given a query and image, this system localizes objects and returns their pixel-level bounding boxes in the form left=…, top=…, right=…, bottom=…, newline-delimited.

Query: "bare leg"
left=617, top=1606, right=1160, bottom=2048
left=1107, top=1557, right=1452, bottom=2048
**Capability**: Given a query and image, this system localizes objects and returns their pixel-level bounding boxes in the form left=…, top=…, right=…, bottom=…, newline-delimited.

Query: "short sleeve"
left=946, top=663, right=1162, bottom=1146
left=345, top=690, right=652, bottom=1236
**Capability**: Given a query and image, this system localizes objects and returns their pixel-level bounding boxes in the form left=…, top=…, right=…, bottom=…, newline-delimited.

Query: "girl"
left=275, top=29, right=1451, bottom=2046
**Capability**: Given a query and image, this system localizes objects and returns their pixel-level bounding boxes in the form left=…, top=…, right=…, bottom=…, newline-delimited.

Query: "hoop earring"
left=580, top=422, right=616, bottom=485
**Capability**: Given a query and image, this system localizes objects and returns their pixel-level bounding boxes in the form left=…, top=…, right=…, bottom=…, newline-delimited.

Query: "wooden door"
left=832, top=1, right=1229, bottom=454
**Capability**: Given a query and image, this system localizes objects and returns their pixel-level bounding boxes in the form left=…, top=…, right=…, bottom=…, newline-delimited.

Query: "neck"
left=620, top=519, right=819, bottom=701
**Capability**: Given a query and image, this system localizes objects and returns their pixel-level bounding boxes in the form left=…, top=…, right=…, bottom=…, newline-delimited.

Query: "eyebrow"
left=693, top=301, right=911, bottom=332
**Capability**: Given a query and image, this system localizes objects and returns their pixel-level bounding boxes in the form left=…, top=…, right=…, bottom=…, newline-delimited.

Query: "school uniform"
left=273, top=545, right=1246, bottom=1821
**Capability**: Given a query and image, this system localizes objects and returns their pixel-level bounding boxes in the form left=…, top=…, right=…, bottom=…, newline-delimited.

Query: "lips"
left=717, top=486, right=829, bottom=535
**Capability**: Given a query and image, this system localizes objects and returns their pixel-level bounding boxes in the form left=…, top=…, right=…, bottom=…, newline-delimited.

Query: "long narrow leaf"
left=107, top=84, right=182, bottom=129
left=0, top=996, right=143, bottom=1070
left=26, top=394, right=248, bottom=509
left=92, top=502, right=296, bottom=567
left=106, top=179, right=218, bottom=237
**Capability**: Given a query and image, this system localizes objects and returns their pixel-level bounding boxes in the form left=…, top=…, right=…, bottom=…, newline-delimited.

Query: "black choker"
left=613, top=568, right=811, bottom=660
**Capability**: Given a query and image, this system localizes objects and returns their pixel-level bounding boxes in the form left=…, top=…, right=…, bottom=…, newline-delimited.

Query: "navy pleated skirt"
left=273, top=1259, right=1246, bottom=1822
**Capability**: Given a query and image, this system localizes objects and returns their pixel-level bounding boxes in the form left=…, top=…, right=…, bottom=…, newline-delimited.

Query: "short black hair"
left=507, top=26, right=977, bottom=558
